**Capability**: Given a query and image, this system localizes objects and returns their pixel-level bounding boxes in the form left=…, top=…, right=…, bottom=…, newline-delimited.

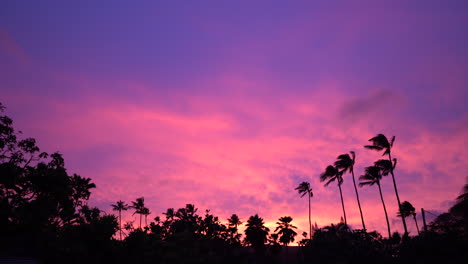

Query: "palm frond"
left=325, top=177, right=336, bottom=187
left=364, top=145, right=384, bottom=151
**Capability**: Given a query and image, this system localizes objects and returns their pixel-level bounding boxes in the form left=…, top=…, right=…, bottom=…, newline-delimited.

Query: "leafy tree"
left=359, top=165, right=391, bottom=238
left=295, top=181, right=313, bottom=239
left=365, top=134, right=408, bottom=235
left=111, top=200, right=128, bottom=240
left=320, top=165, right=347, bottom=225
left=244, top=214, right=270, bottom=252
left=335, top=151, right=366, bottom=230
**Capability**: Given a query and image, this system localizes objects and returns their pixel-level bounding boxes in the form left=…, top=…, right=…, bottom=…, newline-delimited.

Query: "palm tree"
left=227, top=214, right=242, bottom=245
left=398, top=201, right=419, bottom=235
left=295, top=181, right=313, bottom=239
left=228, top=214, right=242, bottom=229
left=320, top=165, right=347, bottom=225
left=359, top=165, right=391, bottom=238
left=365, top=134, right=408, bottom=235
left=111, top=200, right=128, bottom=240
left=131, top=197, right=145, bottom=229
left=335, top=151, right=366, bottom=231
left=141, top=207, right=151, bottom=229
left=244, top=214, right=270, bottom=252
left=274, top=216, right=298, bottom=247
left=163, top=208, right=175, bottom=221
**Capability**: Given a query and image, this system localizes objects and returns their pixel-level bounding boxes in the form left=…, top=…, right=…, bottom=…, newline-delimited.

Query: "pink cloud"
left=4, top=71, right=466, bottom=238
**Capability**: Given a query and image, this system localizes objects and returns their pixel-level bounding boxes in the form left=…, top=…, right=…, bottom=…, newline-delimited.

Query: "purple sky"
left=1, top=0, right=467, bottom=237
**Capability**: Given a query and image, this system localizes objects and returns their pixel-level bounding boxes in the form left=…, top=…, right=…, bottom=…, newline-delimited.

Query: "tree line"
left=296, top=134, right=419, bottom=240
left=1, top=102, right=466, bottom=263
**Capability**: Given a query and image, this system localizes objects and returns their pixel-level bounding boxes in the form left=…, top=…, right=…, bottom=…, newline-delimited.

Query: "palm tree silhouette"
left=141, top=207, right=151, bottom=229
left=228, top=214, right=242, bottom=229
left=274, top=216, right=297, bottom=247
left=163, top=208, right=175, bottom=221
left=111, top=200, right=128, bottom=240
left=359, top=165, right=391, bottom=238
left=334, top=151, right=366, bottom=231
left=295, top=181, right=313, bottom=239
left=244, top=214, right=270, bottom=252
left=320, top=165, right=347, bottom=225
left=131, top=197, right=145, bottom=229
left=365, top=134, right=408, bottom=235
left=398, top=201, right=419, bottom=235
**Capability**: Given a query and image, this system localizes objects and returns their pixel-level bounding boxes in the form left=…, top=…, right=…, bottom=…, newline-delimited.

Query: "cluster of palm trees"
left=111, top=197, right=151, bottom=240
left=110, top=199, right=299, bottom=250
left=296, top=134, right=420, bottom=238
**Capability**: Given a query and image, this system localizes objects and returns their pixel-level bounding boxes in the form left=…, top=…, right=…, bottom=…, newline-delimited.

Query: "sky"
left=1, top=0, right=467, bottom=237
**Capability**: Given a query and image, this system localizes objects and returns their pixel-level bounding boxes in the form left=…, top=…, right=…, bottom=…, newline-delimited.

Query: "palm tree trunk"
left=388, top=153, right=408, bottom=235
left=139, top=214, right=142, bottom=229
left=377, top=182, right=391, bottom=238
left=308, top=192, right=312, bottom=239
left=119, top=210, right=122, bottom=240
left=413, top=214, right=420, bottom=235
left=351, top=170, right=366, bottom=230
left=338, top=184, right=347, bottom=225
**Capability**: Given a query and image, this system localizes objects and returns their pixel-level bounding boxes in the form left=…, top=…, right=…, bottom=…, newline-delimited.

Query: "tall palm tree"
left=131, top=197, right=145, bottom=229
left=365, top=134, right=408, bottom=235
left=295, top=181, right=313, bottom=239
left=335, top=151, right=366, bottom=231
left=398, top=201, right=419, bottom=235
left=274, top=216, right=298, bottom=247
left=320, top=165, right=347, bottom=225
left=111, top=200, right=128, bottom=240
left=359, top=165, right=391, bottom=238
left=141, top=207, right=151, bottom=229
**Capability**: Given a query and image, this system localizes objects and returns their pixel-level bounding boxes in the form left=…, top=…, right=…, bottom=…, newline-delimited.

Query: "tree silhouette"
left=131, top=197, right=145, bottom=229
left=244, top=214, right=270, bottom=252
left=274, top=216, right=297, bottom=247
left=111, top=200, right=128, bottom=240
left=228, top=214, right=242, bottom=229
left=365, top=134, right=408, bottom=235
left=359, top=165, right=391, bottom=238
left=295, top=181, right=313, bottom=239
left=320, top=165, right=347, bottom=225
left=335, top=151, right=366, bottom=231
left=398, top=201, right=419, bottom=235
left=141, top=207, right=151, bottom=230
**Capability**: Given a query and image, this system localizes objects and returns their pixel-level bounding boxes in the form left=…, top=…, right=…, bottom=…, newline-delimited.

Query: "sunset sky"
left=1, top=0, right=467, bottom=236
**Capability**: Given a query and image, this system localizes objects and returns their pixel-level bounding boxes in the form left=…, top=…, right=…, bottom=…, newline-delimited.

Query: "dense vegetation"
left=1, top=102, right=466, bottom=264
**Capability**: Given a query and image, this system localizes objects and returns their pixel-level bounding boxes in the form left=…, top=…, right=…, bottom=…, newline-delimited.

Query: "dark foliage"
left=1, top=103, right=467, bottom=263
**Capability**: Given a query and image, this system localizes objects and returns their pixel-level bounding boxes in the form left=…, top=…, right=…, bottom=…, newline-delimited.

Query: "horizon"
left=1, top=0, right=467, bottom=237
